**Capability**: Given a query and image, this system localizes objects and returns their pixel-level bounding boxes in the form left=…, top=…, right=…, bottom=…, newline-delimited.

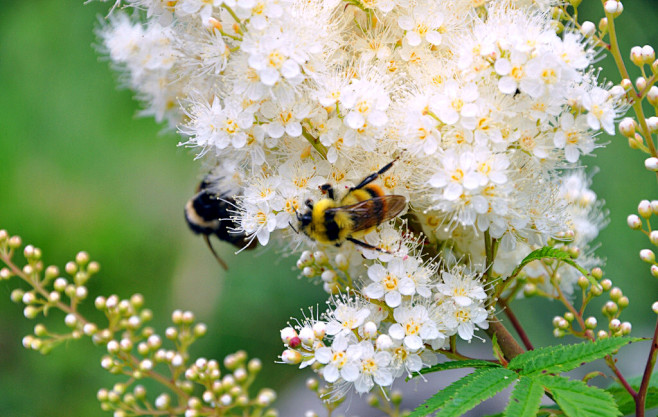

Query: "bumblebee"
left=296, top=159, right=406, bottom=250
left=185, top=179, right=256, bottom=270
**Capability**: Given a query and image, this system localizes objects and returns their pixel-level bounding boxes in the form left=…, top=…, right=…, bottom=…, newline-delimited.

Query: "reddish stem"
left=500, top=300, right=534, bottom=351
left=635, top=317, right=658, bottom=417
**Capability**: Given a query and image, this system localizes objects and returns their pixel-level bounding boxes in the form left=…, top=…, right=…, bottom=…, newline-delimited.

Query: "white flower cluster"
left=282, top=247, right=488, bottom=397
left=99, top=0, right=619, bottom=398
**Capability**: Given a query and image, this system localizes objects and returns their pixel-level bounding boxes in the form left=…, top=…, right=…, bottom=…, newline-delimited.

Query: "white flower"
left=346, top=341, right=393, bottom=394
left=582, top=87, right=616, bottom=135
left=436, top=270, right=486, bottom=307
left=553, top=113, right=595, bottom=163
left=326, top=301, right=372, bottom=338
left=397, top=7, right=444, bottom=47
left=315, top=334, right=360, bottom=383
left=363, top=261, right=415, bottom=308
left=429, top=80, right=479, bottom=126
left=388, top=305, right=440, bottom=351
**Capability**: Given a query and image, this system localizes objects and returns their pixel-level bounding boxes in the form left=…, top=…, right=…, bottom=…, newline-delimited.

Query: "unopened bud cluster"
left=296, top=250, right=352, bottom=294
left=1, top=231, right=277, bottom=417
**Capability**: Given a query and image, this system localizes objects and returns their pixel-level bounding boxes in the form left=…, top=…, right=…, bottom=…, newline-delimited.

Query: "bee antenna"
left=289, top=221, right=299, bottom=234
left=203, top=235, right=229, bottom=271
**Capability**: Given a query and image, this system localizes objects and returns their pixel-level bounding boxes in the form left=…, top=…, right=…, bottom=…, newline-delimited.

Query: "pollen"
left=331, top=351, right=347, bottom=367
left=255, top=210, right=268, bottom=225
left=415, top=23, right=429, bottom=36
left=223, top=119, right=239, bottom=134
left=451, top=98, right=464, bottom=112
left=279, top=110, right=293, bottom=124
left=383, top=273, right=399, bottom=291
left=451, top=169, right=464, bottom=183
left=404, top=320, right=420, bottom=335
left=356, top=99, right=371, bottom=115
left=511, top=66, right=525, bottom=81
left=540, top=68, right=557, bottom=84
left=455, top=309, right=470, bottom=322
left=267, top=50, right=286, bottom=69
left=566, top=130, right=579, bottom=145
left=252, top=1, right=265, bottom=14
left=394, top=347, right=408, bottom=360
left=361, top=358, right=377, bottom=374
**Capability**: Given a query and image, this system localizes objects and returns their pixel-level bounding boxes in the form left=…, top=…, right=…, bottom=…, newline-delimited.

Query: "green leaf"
left=409, top=368, right=516, bottom=417
left=415, top=359, right=500, bottom=377
left=606, top=372, right=658, bottom=415
left=540, top=375, right=621, bottom=417
left=409, top=370, right=479, bottom=417
left=504, top=376, right=544, bottom=417
left=508, top=337, right=636, bottom=376
left=410, top=367, right=517, bottom=417
left=439, top=367, right=517, bottom=417
left=508, top=246, right=598, bottom=287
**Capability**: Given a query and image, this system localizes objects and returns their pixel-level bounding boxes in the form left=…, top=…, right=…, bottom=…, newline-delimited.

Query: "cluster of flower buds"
left=0, top=231, right=277, bottom=417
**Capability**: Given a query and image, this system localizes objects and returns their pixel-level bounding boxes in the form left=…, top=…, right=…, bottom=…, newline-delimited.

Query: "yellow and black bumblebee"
left=185, top=179, right=256, bottom=270
left=297, top=159, right=406, bottom=251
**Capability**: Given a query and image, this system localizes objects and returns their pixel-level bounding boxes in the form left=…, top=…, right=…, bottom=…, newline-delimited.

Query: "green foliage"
left=606, top=372, right=658, bottom=415
left=503, top=377, right=543, bottom=417
left=409, top=368, right=516, bottom=417
left=413, top=339, right=636, bottom=416
left=507, top=337, right=636, bottom=376
left=414, top=359, right=500, bottom=377
left=539, top=375, right=621, bottom=417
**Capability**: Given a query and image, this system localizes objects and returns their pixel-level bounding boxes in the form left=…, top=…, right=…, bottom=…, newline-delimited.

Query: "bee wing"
left=327, top=195, right=406, bottom=233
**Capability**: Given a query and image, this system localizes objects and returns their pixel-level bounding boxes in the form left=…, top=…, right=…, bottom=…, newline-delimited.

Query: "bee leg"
left=347, top=237, right=389, bottom=253
left=203, top=235, right=229, bottom=271
left=351, top=157, right=398, bottom=191
left=319, top=184, right=335, bottom=200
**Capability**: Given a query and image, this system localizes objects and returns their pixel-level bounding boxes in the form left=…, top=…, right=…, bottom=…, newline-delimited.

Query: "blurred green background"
left=0, top=1, right=657, bottom=416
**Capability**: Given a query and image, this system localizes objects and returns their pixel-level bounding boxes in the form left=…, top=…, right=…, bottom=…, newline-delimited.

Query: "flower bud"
left=652, top=301, right=658, bottom=314
left=648, top=117, right=658, bottom=133
left=298, top=251, right=312, bottom=266
left=335, top=253, right=349, bottom=271
left=313, top=251, right=327, bottom=265
left=652, top=265, right=658, bottom=278
left=598, top=17, right=608, bottom=32
left=609, top=318, right=621, bottom=331
left=281, top=349, right=302, bottom=364
left=306, top=378, right=319, bottom=391
left=618, top=118, right=635, bottom=137
left=630, top=46, right=644, bottom=66
left=8, top=235, right=22, bottom=249
left=603, top=0, right=622, bottom=16
left=618, top=296, right=629, bottom=309
left=302, top=266, right=315, bottom=278
left=248, top=358, right=262, bottom=373
left=597, top=330, right=609, bottom=339
left=312, top=322, right=326, bottom=339
left=376, top=334, right=394, bottom=350
left=320, top=270, right=336, bottom=283
left=280, top=327, right=298, bottom=344
left=645, top=158, right=658, bottom=172
left=363, top=321, right=378, bottom=339
left=564, top=312, right=575, bottom=322
left=585, top=317, right=597, bottom=329
left=603, top=301, right=619, bottom=315
left=298, top=327, right=315, bottom=346
left=648, top=86, right=658, bottom=106
left=620, top=322, right=632, bottom=335
left=642, top=45, right=655, bottom=64
left=627, top=214, right=642, bottom=229
left=636, top=77, right=647, bottom=92
left=640, top=249, right=655, bottom=263
left=600, top=279, right=612, bottom=291
left=580, top=21, right=595, bottom=37
left=577, top=275, right=589, bottom=289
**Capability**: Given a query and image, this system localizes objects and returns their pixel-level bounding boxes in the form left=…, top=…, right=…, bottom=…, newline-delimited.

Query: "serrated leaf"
left=504, top=376, right=544, bottom=417
left=540, top=375, right=621, bottom=417
left=507, top=246, right=602, bottom=288
left=606, top=372, right=658, bottom=415
left=508, top=337, right=636, bottom=376
left=415, top=359, right=500, bottom=377
left=409, top=371, right=478, bottom=417
left=409, top=368, right=516, bottom=417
